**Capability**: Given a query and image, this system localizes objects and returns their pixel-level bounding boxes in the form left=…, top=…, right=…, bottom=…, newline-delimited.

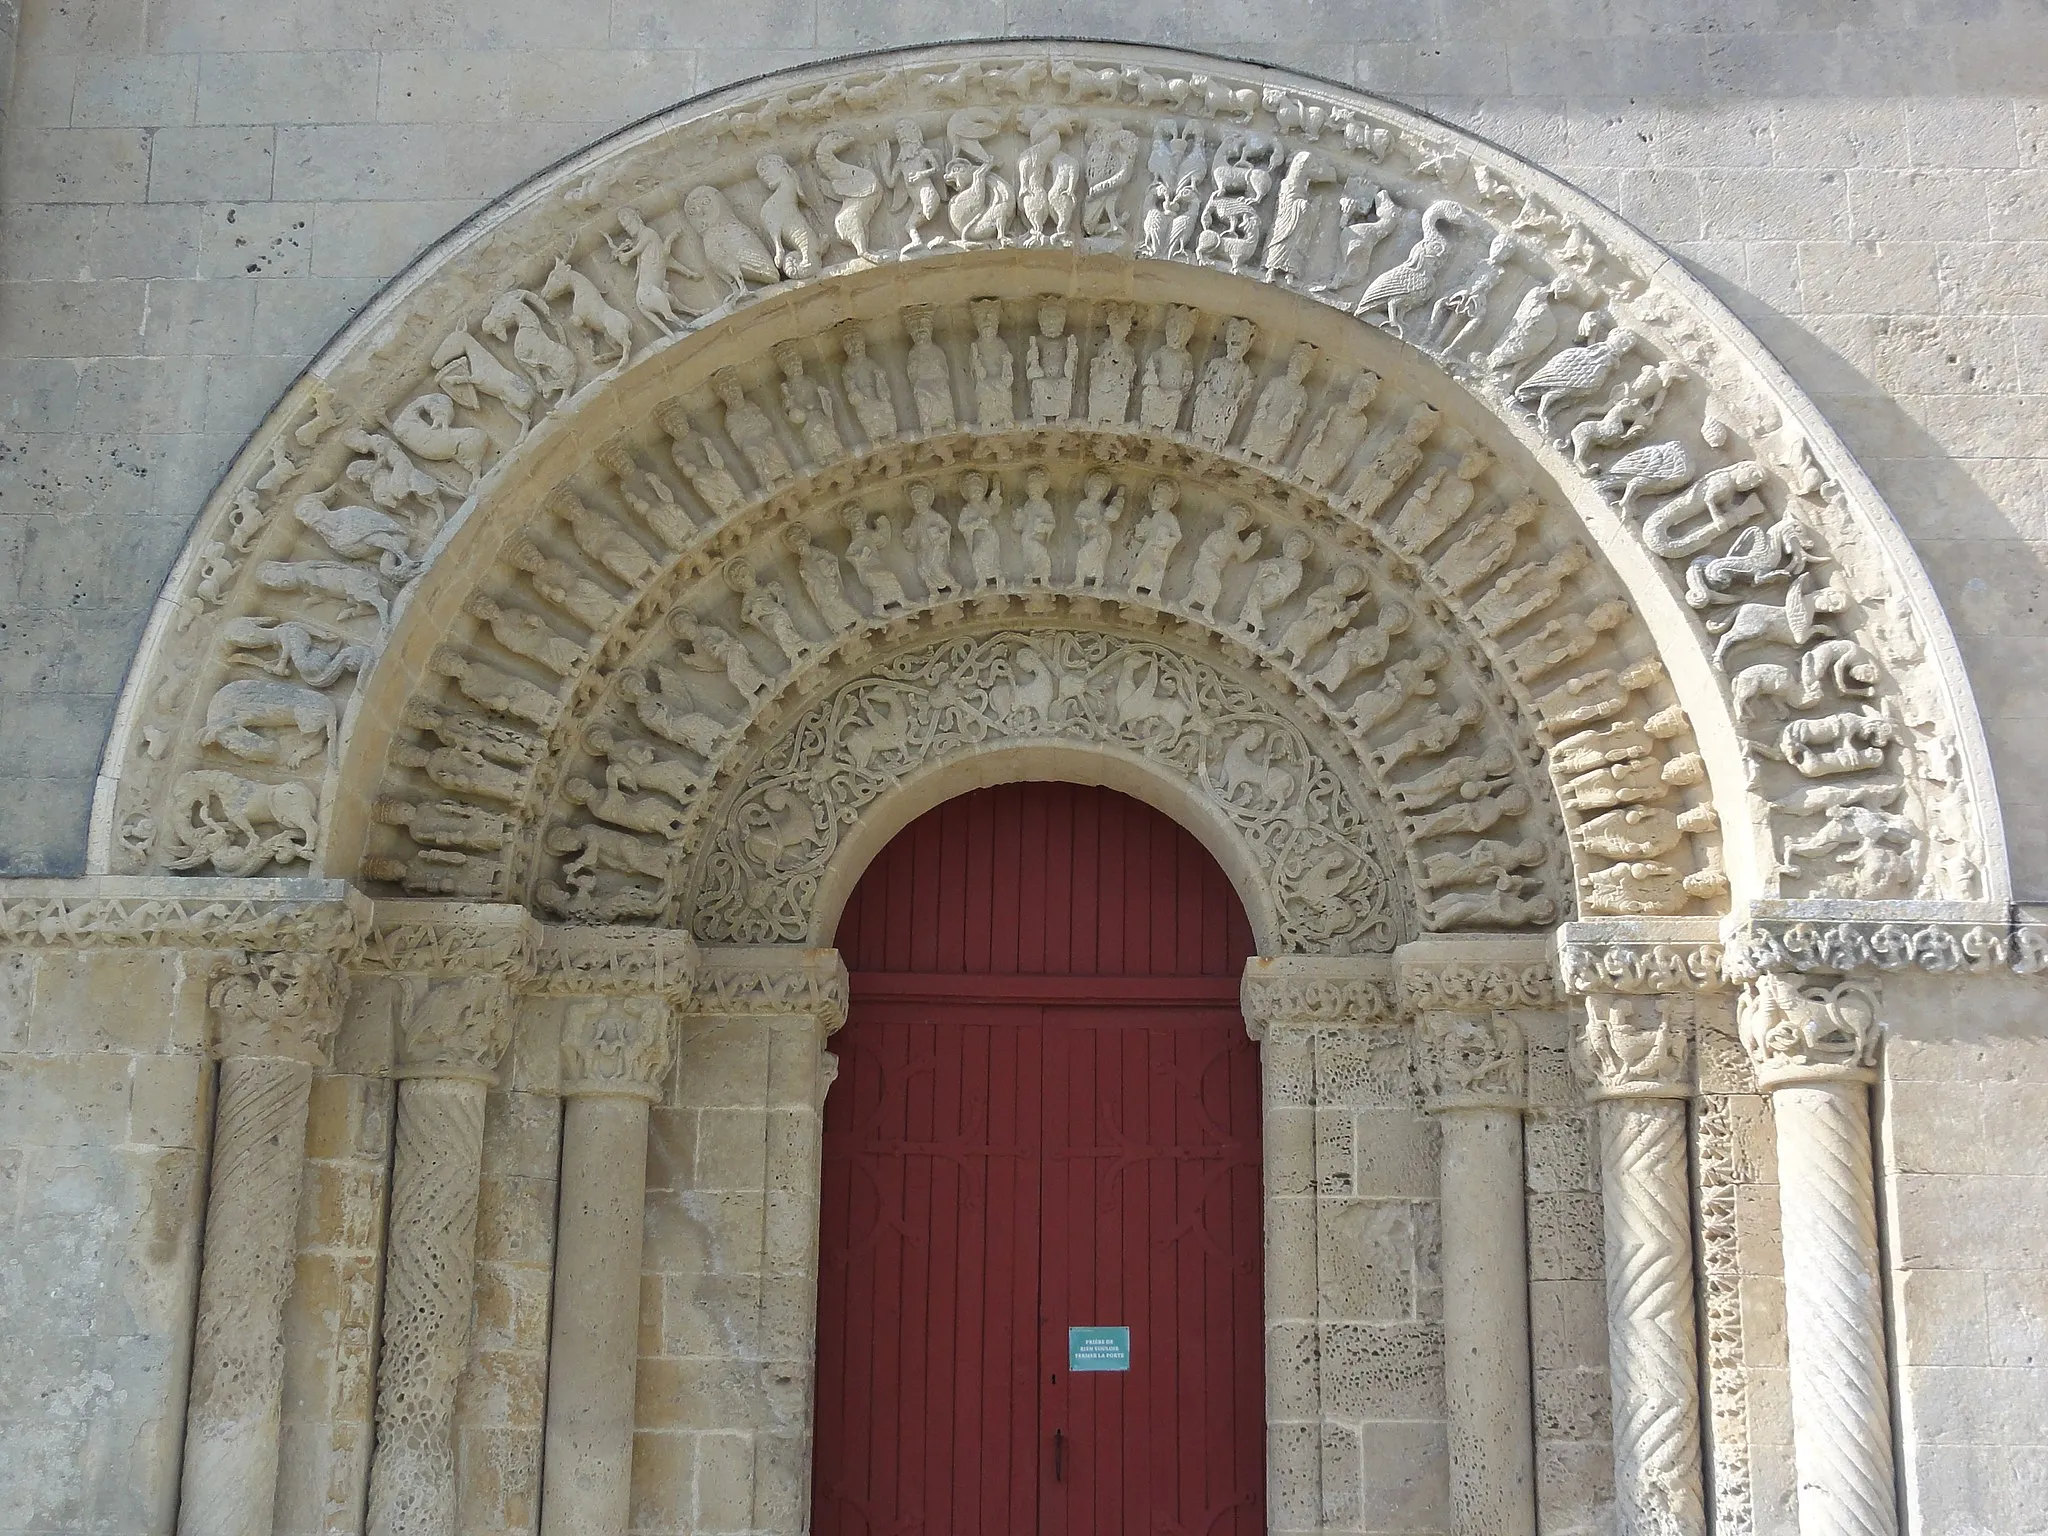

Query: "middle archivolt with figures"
left=96, top=44, right=2002, bottom=946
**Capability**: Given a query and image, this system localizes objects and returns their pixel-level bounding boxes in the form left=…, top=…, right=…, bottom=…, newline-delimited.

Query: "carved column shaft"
left=1739, top=973, right=1897, bottom=1536
left=1573, top=991, right=1706, bottom=1536
left=1414, top=1005, right=1537, bottom=1536
left=178, top=952, right=342, bottom=1536
left=366, top=976, right=511, bottom=1536
left=540, top=997, right=676, bottom=1536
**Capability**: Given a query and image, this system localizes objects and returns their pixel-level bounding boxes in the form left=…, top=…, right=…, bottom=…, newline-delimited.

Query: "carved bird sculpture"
left=679, top=184, right=779, bottom=299
left=1354, top=200, right=1465, bottom=339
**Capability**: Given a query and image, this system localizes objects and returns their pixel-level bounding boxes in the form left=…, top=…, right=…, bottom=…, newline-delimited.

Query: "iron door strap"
left=1054, top=1427, right=1064, bottom=1482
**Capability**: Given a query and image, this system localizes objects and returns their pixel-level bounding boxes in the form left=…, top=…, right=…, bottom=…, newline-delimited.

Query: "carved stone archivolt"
left=89, top=41, right=2003, bottom=944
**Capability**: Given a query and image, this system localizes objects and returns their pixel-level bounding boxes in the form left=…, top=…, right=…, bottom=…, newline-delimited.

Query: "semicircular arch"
left=95, top=39, right=2005, bottom=930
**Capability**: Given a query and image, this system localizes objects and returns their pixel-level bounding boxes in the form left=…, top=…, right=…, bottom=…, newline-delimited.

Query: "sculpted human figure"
left=1296, top=373, right=1381, bottom=491
left=1429, top=230, right=1517, bottom=356
left=393, top=740, right=525, bottom=803
left=958, top=472, right=1006, bottom=588
left=1504, top=599, right=1630, bottom=681
left=905, top=481, right=961, bottom=599
left=883, top=118, right=945, bottom=253
left=431, top=648, right=558, bottom=728
left=1086, top=305, right=1137, bottom=424
left=1026, top=301, right=1077, bottom=422
left=838, top=325, right=900, bottom=444
left=1184, top=504, right=1261, bottom=619
left=1189, top=317, right=1257, bottom=448
left=970, top=300, right=1015, bottom=428
left=724, top=558, right=810, bottom=664
left=777, top=344, right=842, bottom=463
left=1472, top=544, right=1594, bottom=635
left=905, top=308, right=958, bottom=434
left=1351, top=403, right=1441, bottom=517
left=1238, top=530, right=1310, bottom=638
left=465, top=593, right=583, bottom=676
left=1308, top=599, right=1413, bottom=694
left=1408, top=783, right=1532, bottom=841
left=1139, top=306, right=1197, bottom=430
left=606, top=205, right=693, bottom=337
left=1126, top=480, right=1184, bottom=598
left=552, top=490, right=655, bottom=586
left=1243, top=343, right=1315, bottom=463
left=780, top=523, right=862, bottom=633
left=716, top=372, right=792, bottom=487
left=1014, top=469, right=1057, bottom=585
left=617, top=667, right=726, bottom=755
left=1386, top=442, right=1492, bottom=553
left=1430, top=493, right=1540, bottom=593
left=1276, top=564, right=1366, bottom=664
left=1372, top=701, right=1481, bottom=771
left=843, top=507, right=910, bottom=613
left=1346, top=649, right=1443, bottom=733
left=1318, top=176, right=1399, bottom=292
left=1072, top=472, right=1126, bottom=589
left=668, top=612, right=773, bottom=700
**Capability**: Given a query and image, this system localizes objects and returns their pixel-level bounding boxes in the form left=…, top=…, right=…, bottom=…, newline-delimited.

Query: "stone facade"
left=1, top=27, right=2045, bottom=1536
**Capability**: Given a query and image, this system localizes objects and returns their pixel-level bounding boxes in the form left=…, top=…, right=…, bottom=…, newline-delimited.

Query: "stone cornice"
left=356, top=899, right=537, bottom=977
left=1723, top=900, right=2030, bottom=981
left=1556, top=917, right=1726, bottom=995
left=1238, top=955, right=1397, bottom=1038
left=529, top=926, right=700, bottom=997
left=1395, top=933, right=1558, bottom=1015
left=691, top=945, right=849, bottom=1031
left=0, top=877, right=366, bottom=954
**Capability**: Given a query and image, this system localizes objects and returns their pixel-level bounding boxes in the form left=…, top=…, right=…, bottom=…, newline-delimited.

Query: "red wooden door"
left=814, top=784, right=1264, bottom=1536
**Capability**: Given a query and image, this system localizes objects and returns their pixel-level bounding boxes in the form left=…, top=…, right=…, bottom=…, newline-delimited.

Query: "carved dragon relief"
left=95, top=42, right=1999, bottom=927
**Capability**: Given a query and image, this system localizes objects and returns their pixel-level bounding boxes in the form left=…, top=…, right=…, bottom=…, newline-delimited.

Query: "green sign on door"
left=1068, top=1326, right=1131, bottom=1372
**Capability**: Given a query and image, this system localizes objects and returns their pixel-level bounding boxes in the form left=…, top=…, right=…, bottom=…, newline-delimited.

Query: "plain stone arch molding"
left=90, top=37, right=2007, bottom=915
left=794, top=738, right=1289, bottom=952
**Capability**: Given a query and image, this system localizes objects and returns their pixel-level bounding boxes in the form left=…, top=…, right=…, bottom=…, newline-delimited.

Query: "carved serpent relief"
left=689, top=628, right=1399, bottom=950
left=100, top=42, right=1995, bottom=924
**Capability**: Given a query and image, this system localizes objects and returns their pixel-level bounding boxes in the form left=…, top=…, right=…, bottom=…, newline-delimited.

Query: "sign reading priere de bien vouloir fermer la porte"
left=1068, top=1327, right=1132, bottom=1372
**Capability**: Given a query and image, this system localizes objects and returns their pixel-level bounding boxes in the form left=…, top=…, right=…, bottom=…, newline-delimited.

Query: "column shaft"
left=1594, top=1096, right=1706, bottom=1536
left=1436, top=1106, right=1537, bottom=1536
left=1774, top=1082, right=1897, bottom=1536
left=366, top=1075, right=491, bottom=1536
left=177, top=1054, right=316, bottom=1536
left=540, top=1093, right=655, bottom=1536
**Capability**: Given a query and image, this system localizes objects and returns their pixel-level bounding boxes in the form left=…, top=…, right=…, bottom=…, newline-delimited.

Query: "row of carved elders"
left=125, top=56, right=1964, bottom=924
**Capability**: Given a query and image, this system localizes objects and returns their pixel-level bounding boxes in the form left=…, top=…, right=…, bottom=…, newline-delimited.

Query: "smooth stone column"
left=178, top=952, right=344, bottom=1536
left=540, top=996, right=677, bottom=1536
left=1572, top=991, right=1706, bottom=1536
left=1413, top=1006, right=1537, bottom=1536
left=1739, top=972, right=1898, bottom=1536
left=366, top=976, right=512, bottom=1536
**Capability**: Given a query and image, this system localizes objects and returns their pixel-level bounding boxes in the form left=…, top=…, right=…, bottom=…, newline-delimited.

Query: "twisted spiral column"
left=178, top=953, right=342, bottom=1536
left=1573, top=992, right=1705, bottom=1536
left=366, top=977, right=511, bottom=1536
left=1738, top=973, right=1897, bottom=1536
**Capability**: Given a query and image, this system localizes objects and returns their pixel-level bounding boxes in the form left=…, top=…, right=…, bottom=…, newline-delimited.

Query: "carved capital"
left=561, top=996, right=675, bottom=1099
left=693, top=944, right=849, bottom=1032
left=1571, top=992, right=1694, bottom=1102
left=206, top=949, right=345, bottom=1065
left=1238, top=955, right=1396, bottom=1040
left=1736, top=971, right=1881, bottom=1090
left=530, top=925, right=699, bottom=998
left=357, top=899, right=536, bottom=978
left=1412, top=1007, right=1526, bottom=1113
left=394, top=975, right=512, bottom=1082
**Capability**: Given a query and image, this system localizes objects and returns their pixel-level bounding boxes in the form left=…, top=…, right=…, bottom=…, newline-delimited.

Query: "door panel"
left=815, top=783, right=1264, bottom=1536
left=1039, top=1007, right=1265, bottom=1536
left=814, top=1000, right=1045, bottom=1536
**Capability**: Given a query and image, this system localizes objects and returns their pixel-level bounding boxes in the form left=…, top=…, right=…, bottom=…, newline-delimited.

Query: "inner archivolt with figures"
left=2, top=38, right=2032, bottom=1536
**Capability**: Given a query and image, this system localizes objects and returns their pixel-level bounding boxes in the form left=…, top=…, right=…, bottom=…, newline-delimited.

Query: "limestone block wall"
left=0, top=945, right=209, bottom=1536
left=1881, top=966, right=2048, bottom=1535
left=1, top=3, right=2047, bottom=892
